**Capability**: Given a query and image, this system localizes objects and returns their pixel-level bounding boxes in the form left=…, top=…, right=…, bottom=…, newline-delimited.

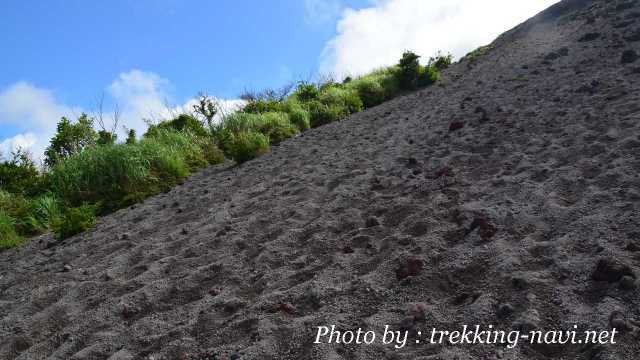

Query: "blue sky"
left=0, top=0, right=558, bottom=159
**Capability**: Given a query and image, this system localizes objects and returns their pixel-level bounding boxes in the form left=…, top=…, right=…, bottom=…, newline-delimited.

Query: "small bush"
left=398, top=51, right=422, bottom=90
left=462, top=44, right=494, bottom=63
left=0, top=212, right=22, bottom=250
left=352, top=78, right=386, bottom=108
left=294, top=83, right=319, bottom=102
left=307, top=101, right=347, bottom=128
left=45, top=113, right=98, bottom=167
left=242, top=100, right=283, bottom=114
left=319, top=87, right=363, bottom=114
left=288, top=108, right=310, bottom=131
left=224, top=131, right=269, bottom=163
left=145, top=114, right=208, bottom=138
left=430, top=52, right=453, bottom=70
left=199, top=141, right=226, bottom=165
left=51, top=204, right=96, bottom=240
left=49, top=130, right=201, bottom=211
left=0, top=149, right=41, bottom=195
left=418, top=66, right=440, bottom=87
left=256, top=112, right=299, bottom=145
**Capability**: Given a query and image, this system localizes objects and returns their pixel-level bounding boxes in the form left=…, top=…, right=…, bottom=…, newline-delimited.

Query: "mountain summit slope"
left=2, top=0, right=640, bottom=358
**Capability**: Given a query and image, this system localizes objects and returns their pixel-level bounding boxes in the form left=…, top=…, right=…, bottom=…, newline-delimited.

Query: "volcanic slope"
left=2, top=0, right=640, bottom=358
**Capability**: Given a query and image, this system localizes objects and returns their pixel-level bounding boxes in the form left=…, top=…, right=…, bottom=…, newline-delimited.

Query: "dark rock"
left=342, top=245, right=354, bottom=254
left=467, top=216, right=497, bottom=241
left=408, top=303, right=428, bottom=322
left=578, top=33, right=601, bottom=42
left=621, top=49, right=639, bottom=64
left=365, top=217, right=380, bottom=228
left=624, top=29, right=640, bottom=42
left=620, top=275, right=636, bottom=290
left=435, top=166, right=454, bottom=178
left=592, top=258, right=635, bottom=282
left=512, top=277, right=528, bottom=290
left=449, top=121, right=465, bottom=132
left=278, top=302, right=297, bottom=315
left=497, top=303, right=515, bottom=318
left=609, top=311, right=629, bottom=331
left=396, top=258, right=424, bottom=279
left=626, top=241, right=639, bottom=252
left=62, top=264, right=72, bottom=272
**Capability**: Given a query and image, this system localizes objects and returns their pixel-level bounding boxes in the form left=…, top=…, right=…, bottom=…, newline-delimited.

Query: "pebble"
left=620, top=275, right=636, bottom=290
left=365, top=217, right=380, bottom=228
left=592, top=257, right=634, bottom=283
left=497, top=303, right=515, bottom=318
left=395, top=258, right=424, bottom=280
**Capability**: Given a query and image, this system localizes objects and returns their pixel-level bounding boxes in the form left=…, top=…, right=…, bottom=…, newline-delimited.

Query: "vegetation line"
left=0, top=51, right=455, bottom=247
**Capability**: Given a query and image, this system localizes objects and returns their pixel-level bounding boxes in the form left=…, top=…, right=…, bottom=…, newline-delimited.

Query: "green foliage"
left=242, top=100, right=283, bottom=114
left=97, top=130, right=117, bottom=145
left=294, top=82, right=320, bottom=102
left=418, top=65, right=440, bottom=87
left=0, top=212, right=22, bottom=250
left=255, top=112, right=299, bottom=145
left=45, top=113, right=98, bottom=167
left=318, top=87, right=364, bottom=114
left=51, top=204, right=96, bottom=240
left=398, top=51, right=422, bottom=90
left=0, top=149, right=41, bottom=195
left=145, top=114, right=208, bottom=138
left=429, top=52, right=453, bottom=70
left=462, top=44, right=495, bottom=63
left=307, top=100, right=347, bottom=128
left=223, top=131, right=269, bottom=163
left=49, top=130, right=216, bottom=212
left=287, top=106, right=311, bottom=131
left=191, top=93, right=218, bottom=130
left=351, top=78, right=386, bottom=108
left=125, top=129, right=137, bottom=144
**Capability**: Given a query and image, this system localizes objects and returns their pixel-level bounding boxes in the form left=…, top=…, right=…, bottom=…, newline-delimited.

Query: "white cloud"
left=0, top=82, right=78, bottom=162
left=0, top=71, right=244, bottom=161
left=321, top=0, right=559, bottom=77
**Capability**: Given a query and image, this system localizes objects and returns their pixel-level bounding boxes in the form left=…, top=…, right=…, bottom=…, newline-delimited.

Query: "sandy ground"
left=1, top=0, right=640, bottom=359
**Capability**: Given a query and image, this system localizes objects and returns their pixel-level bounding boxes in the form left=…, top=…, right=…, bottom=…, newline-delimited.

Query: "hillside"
left=1, top=0, right=640, bottom=358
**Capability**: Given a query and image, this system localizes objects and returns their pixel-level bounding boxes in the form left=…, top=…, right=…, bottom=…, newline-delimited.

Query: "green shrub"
left=418, top=65, right=440, bottom=87
left=398, top=51, right=422, bottom=90
left=0, top=212, right=22, bottom=250
left=462, top=44, right=494, bottom=63
left=199, top=141, right=226, bottom=164
left=294, top=83, right=319, bottom=102
left=224, top=131, right=269, bottom=163
left=51, top=204, right=96, bottom=240
left=352, top=78, right=386, bottom=108
left=0, top=149, right=41, bottom=195
left=288, top=107, right=311, bottom=131
left=319, top=87, right=364, bottom=114
left=45, top=113, right=98, bottom=167
left=145, top=114, right=208, bottom=138
left=429, top=52, right=453, bottom=70
left=307, top=101, right=347, bottom=128
left=50, top=131, right=199, bottom=211
left=30, top=194, right=62, bottom=230
left=0, top=191, right=42, bottom=235
left=242, top=99, right=283, bottom=114
left=256, top=112, right=299, bottom=145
